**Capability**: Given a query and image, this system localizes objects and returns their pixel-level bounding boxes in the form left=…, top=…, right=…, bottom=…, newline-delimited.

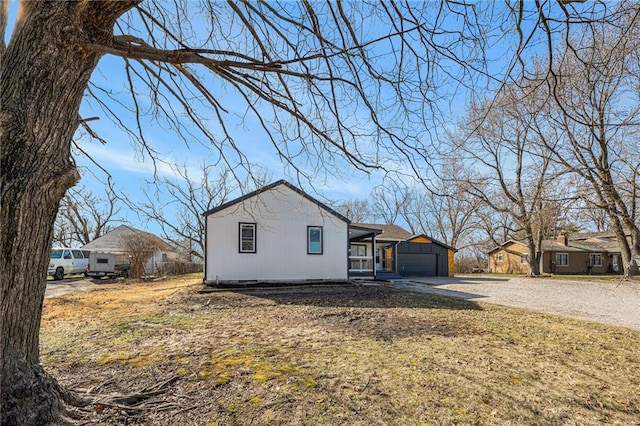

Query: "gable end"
left=201, top=180, right=349, bottom=223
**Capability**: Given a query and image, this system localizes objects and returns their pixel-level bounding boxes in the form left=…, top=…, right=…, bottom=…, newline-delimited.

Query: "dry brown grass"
left=41, top=275, right=640, bottom=425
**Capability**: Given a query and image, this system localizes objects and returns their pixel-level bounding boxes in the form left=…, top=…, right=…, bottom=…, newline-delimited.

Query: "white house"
left=202, top=180, right=350, bottom=284
left=82, top=225, right=181, bottom=275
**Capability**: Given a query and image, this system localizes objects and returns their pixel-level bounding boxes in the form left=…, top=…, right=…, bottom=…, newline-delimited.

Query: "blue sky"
left=65, top=2, right=470, bottom=234
left=75, top=52, right=391, bottom=232
left=22, top=2, right=391, bottom=235
left=4, top=1, right=602, bottom=237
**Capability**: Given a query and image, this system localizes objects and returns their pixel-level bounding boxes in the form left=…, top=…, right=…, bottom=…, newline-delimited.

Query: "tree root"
left=66, top=374, right=182, bottom=421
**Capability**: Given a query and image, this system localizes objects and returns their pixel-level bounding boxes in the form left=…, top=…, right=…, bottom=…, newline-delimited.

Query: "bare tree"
left=0, top=0, right=629, bottom=422
left=119, top=232, right=161, bottom=278
left=539, top=3, right=640, bottom=276
left=53, top=185, right=121, bottom=247
left=335, top=199, right=371, bottom=223
left=370, top=182, right=411, bottom=225
left=133, top=165, right=238, bottom=261
left=401, top=159, right=483, bottom=251
left=459, top=82, right=564, bottom=276
left=560, top=180, right=612, bottom=233
left=478, top=208, right=516, bottom=249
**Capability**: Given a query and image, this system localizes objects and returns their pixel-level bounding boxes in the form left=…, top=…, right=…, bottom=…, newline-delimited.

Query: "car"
left=48, top=248, right=90, bottom=280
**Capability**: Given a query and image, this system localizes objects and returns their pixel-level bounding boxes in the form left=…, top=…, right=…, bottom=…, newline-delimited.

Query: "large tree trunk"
left=1, top=3, right=135, bottom=424
left=523, top=224, right=541, bottom=276
left=621, top=223, right=640, bottom=278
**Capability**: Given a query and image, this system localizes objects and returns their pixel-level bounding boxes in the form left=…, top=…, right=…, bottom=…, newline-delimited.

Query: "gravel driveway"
left=393, top=275, right=640, bottom=331
left=45, top=277, right=101, bottom=298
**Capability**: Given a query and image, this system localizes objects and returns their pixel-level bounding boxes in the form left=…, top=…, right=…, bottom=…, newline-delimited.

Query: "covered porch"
left=348, top=225, right=398, bottom=279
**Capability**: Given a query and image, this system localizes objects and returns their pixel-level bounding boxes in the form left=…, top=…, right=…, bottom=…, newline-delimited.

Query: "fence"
left=151, top=261, right=203, bottom=276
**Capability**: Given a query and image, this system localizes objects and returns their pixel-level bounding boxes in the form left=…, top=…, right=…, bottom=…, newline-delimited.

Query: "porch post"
left=372, top=233, right=377, bottom=280
left=394, top=242, right=399, bottom=274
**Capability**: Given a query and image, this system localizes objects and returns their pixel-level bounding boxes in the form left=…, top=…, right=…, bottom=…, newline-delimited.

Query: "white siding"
left=205, top=185, right=348, bottom=282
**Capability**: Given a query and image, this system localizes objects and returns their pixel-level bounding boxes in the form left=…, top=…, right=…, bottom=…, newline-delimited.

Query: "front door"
left=382, top=246, right=394, bottom=272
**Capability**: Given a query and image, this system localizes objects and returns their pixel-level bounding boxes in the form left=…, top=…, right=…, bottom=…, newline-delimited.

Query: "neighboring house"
left=350, top=223, right=456, bottom=278
left=82, top=225, right=180, bottom=275
left=488, top=233, right=623, bottom=275
left=202, top=180, right=350, bottom=284
left=487, top=240, right=531, bottom=274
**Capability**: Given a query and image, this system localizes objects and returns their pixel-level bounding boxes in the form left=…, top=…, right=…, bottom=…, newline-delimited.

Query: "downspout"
left=394, top=242, right=399, bottom=275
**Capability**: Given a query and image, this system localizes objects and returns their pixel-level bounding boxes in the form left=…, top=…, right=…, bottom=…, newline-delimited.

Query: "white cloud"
left=77, top=140, right=187, bottom=180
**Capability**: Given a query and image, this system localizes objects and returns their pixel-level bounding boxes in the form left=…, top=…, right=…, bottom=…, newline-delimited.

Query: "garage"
left=394, top=238, right=453, bottom=277
left=397, top=253, right=438, bottom=276
left=348, top=223, right=457, bottom=278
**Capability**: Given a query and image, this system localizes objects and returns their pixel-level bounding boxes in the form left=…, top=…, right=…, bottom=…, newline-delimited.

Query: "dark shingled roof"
left=350, top=223, right=413, bottom=241
left=490, top=232, right=623, bottom=255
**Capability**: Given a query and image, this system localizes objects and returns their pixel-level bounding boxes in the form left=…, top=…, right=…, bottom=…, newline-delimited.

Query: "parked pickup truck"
left=48, top=248, right=90, bottom=280
left=86, top=252, right=131, bottom=279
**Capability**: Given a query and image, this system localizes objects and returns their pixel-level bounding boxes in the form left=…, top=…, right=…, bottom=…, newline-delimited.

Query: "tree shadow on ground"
left=221, top=283, right=484, bottom=311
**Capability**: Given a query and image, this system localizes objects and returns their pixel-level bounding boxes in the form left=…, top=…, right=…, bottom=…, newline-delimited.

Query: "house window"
left=612, top=254, right=620, bottom=272
left=556, top=253, right=568, bottom=266
left=497, top=254, right=504, bottom=263
left=590, top=253, right=602, bottom=267
left=349, top=244, right=371, bottom=270
left=308, top=226, right=323, bottom=254
left=520, top=255, right=528, bottom=264
left=239, top=223, right=256, bottom=253
left=349, top=244, right=366, bottom=257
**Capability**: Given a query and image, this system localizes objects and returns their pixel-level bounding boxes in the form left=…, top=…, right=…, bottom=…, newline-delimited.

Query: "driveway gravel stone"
left=393, top=275, right=640, bottom=330
left=45, top=277, right=101, bottom=298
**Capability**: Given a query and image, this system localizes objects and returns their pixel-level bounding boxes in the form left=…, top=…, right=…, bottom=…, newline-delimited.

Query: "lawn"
left=41, top=275, right=640, bottom=425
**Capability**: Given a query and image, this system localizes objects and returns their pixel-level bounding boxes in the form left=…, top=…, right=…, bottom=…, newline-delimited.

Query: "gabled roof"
left=406, top=234, right=458, bottom=252
left=545, top=238, right=620, bottom=253
left=487, top=240, right=526, bottom=255
left=539, top=240, right=586, bottom=252
left=351, top=223, right=457, bottom=251
left=351, top=223, right=413, bottom=241
left=571, top=230, right=618, bottom=240
left=82, top=225, right=175, bottom=252
left=348, top=224, right=383, bottom=241
left=489, top=235, right=621, bottom=255
left=201, top=179, right=350, bottom=223
left=570, top=228, right=637, bottom=241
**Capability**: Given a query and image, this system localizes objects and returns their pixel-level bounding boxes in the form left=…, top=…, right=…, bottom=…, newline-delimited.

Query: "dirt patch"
left=41, top=276, right=640, bottom=425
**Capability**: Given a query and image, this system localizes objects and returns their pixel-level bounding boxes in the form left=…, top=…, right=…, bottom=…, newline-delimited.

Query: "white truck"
left=48, top=248, right=90, bottom=280
left=86, top=252, right=131, bottom=279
